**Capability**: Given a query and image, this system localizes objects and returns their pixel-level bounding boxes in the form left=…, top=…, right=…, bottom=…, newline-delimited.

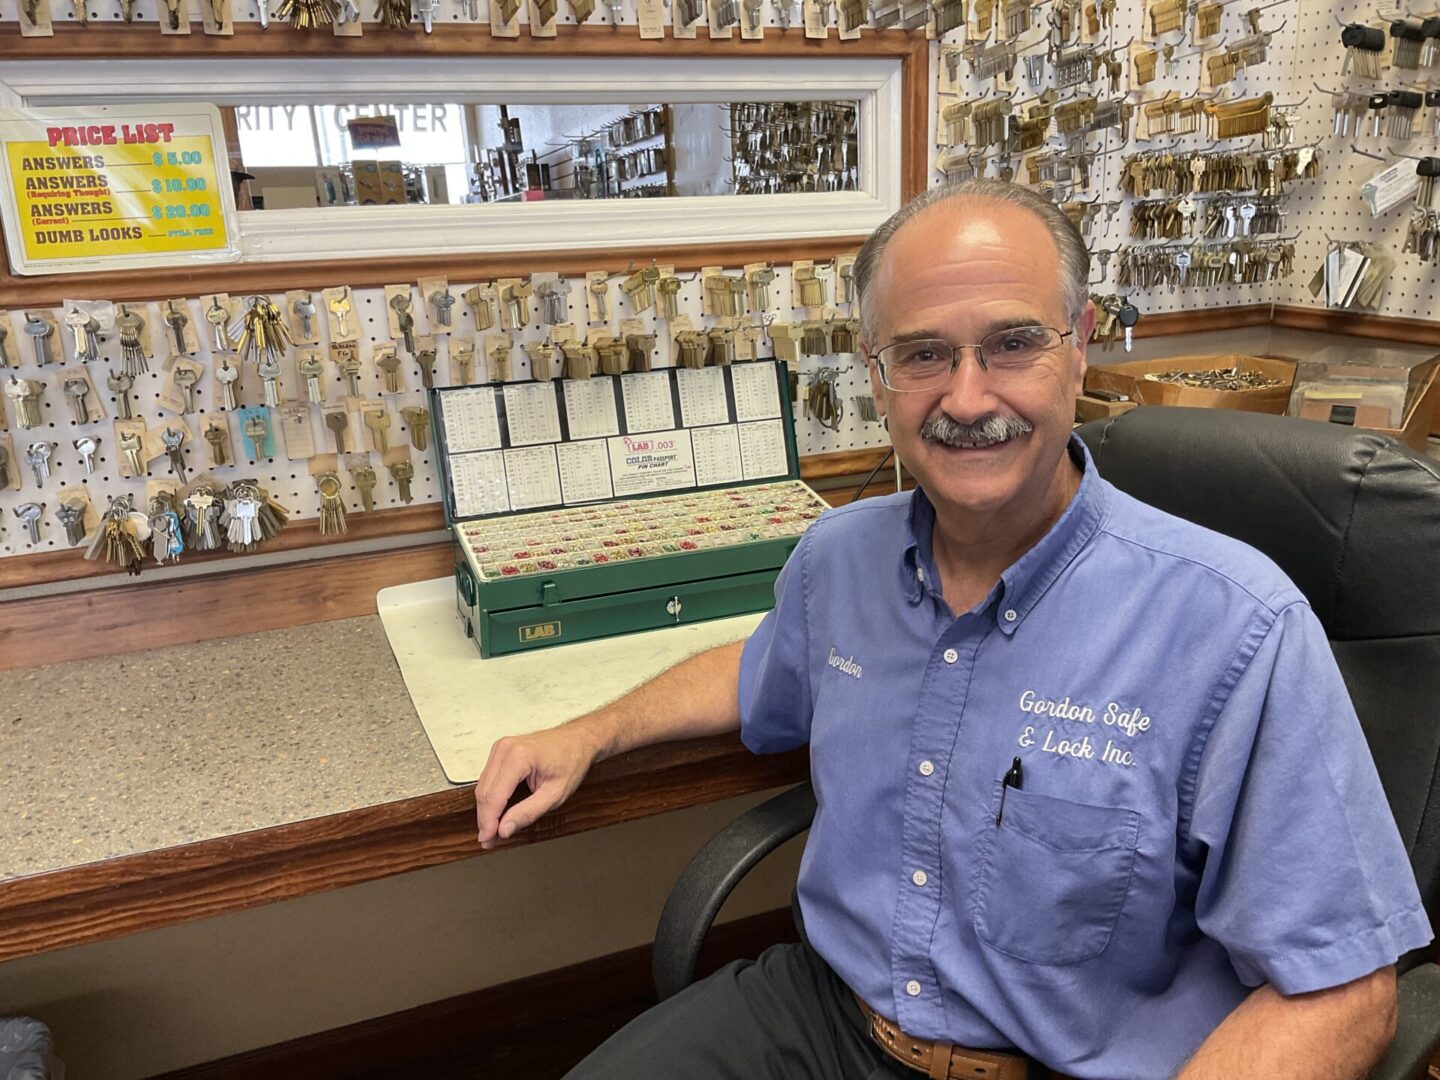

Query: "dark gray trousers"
left=563, top=941, right=909, bottom=1080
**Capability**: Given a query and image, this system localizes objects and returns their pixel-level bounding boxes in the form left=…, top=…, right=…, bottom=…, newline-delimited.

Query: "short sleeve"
left=1188, top=601, right=1433, bottom=995
left=737, top=529, right=815, bottom=754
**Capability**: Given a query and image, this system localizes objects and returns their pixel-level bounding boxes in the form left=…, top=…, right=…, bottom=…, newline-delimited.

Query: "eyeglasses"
left=870, top=326, right=1075, bottom=392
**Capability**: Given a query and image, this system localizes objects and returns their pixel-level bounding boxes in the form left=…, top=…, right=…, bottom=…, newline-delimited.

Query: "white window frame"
left=0, top=57, right=903, bottom=264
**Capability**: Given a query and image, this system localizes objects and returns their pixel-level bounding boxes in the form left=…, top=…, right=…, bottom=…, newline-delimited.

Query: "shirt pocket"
left=971, top=783, right=1142, bottom=966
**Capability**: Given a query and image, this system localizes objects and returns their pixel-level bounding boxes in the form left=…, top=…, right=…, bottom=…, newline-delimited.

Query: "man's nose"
left=938, top=345, right=999, bottom=423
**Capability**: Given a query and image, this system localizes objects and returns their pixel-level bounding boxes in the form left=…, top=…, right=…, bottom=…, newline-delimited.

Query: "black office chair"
left=652, top=406, right=1440, bottom=1079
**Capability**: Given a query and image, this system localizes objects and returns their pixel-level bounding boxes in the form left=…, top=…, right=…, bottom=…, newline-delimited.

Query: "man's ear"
left=863, top=349, right=888, bottom=418
left=1073, top=301, right=1098, bottom=388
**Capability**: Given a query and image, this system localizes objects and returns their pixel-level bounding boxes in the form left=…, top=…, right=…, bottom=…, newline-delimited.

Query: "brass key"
left=325, top=410, right=350, bottom=453
left=353, top=465, right=378, bottom=511
left=401, top=406, right=430, bottom=450
left=328, top=287, right=355, bottom=338
left=388, top=460, right=415, bottom=504
left=363, top=408, right=392, bottom=452
left=376, top=351, right=402, bottom=393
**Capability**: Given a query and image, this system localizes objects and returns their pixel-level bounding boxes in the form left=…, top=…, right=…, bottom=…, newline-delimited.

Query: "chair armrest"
left=1369, top=962, right=1440, bottom=1080
left=652, top=781, right=816, bottom=1001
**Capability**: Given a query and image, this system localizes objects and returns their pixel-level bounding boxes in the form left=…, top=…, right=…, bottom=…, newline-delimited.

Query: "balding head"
left=853, top=181, right=1090, bottom=346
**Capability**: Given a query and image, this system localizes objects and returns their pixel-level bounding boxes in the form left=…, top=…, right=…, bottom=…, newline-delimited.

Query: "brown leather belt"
left=854, top=992, right=1068, bottom=1080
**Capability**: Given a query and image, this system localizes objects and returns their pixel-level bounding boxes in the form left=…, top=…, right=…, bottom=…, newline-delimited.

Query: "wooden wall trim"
left=0, top=448, right=889, bottom=592
left=0, top=21, right=922, bottom=58
left=0, top=237, right=875, bottom=309
left=0, top=735, right=807, bottom=963
left=0, top=28, right=927, bottom=304
left=1272, top=304, right=1440, bottom=348
left=0, top=502, right=446, bottom=590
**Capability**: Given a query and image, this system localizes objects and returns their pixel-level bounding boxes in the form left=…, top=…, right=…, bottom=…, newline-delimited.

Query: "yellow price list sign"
left=10, top=136, right=229, bottom=261
left=0, top=105, right=239, bottom=275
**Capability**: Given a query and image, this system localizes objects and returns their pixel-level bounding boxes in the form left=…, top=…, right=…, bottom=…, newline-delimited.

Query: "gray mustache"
left=920, top=413, right=1034, bottom=446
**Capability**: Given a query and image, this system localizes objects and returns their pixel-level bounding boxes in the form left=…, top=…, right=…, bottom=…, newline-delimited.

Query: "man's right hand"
left=472, top=640, right=747, bottom=850
left=474, top=726, right=601, bottom=849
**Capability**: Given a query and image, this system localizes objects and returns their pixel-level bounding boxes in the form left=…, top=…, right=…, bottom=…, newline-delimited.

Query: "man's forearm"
left=569, top=641, right=746, bottom=762
left=1176, top=968, right=1397, bottom=1080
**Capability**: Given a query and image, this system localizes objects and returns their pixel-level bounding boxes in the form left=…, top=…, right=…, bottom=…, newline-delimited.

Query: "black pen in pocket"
left=995, top=756, right=1024, bottom=826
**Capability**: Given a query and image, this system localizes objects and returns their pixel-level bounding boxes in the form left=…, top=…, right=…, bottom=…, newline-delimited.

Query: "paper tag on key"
left=637, top=0, right=665, bottom=36
left=278, top=403, right=317, bottom=460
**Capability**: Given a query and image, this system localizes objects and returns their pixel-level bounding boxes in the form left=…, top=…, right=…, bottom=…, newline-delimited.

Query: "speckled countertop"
left=0, top=616, right=453, bottom=882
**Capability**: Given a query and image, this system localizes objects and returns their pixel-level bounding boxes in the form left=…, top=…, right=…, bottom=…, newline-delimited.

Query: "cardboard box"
left=1074, top=392, right=1138, bottom=424
left=1341, top=357, right=1439, bottom=453
left=1085, top=355, right=1297, bottom=415
left=1288, top=347, right=1440, bottom=453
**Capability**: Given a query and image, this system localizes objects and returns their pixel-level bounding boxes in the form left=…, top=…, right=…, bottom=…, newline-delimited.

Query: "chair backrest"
left=1078, top=407, right=1440, bottom=959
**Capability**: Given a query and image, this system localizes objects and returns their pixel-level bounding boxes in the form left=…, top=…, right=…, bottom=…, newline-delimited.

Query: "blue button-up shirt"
left=738, top=437, right=1432, bottom=1080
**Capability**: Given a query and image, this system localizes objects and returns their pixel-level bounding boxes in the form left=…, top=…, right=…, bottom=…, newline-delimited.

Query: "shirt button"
left=918, top=760, right=935, bottom=776
left=942, top=647, right=958, bottom=664
left=905, top=980, right=922, bottom=997
left=911, top=869, right=928, bottom=887
left=1004, top=609, right=1018, bottom=623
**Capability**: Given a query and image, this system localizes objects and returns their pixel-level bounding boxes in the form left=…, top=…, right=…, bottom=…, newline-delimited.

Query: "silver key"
left=292, top=293, right=317, bottom=339
left=63, top=376, right=90, bottom=424
left=118, top=431, right=144, bottom=476
left=300, top=354, right=325, bottom=403
left=161, top=426, right=187, bottom=479
left=56, top=501, right=86, bottom=546
left=73, top=435, right=99, bottom=474
left=390, top=294, right=417, bottom=354
left=24, top=441, right=51, bottom=487
left=107, top=370, right=134, bottom=419
left=14, top=502, right=44, bottom=544
left=207, top=299, right=235, bottom=353
left=215, top=360, right=240, bottom=411
left=430, top=290, right=455, bottom=327
left=6, top=376, right=40, bottom=429
left=23, top=313, right=52, bottom=366
left=116, top=305, right=148, bottom=376
left=64, top=307, right=96, bottom=363
left=258, top=357, right=283, bottom=407
left=173, top=366, right=199, bottom=413
left=164, top=300, right=191, bottom=354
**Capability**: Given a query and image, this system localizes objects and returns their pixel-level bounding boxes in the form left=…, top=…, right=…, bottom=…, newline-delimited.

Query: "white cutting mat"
left=377, top=577, right=764, bottom=783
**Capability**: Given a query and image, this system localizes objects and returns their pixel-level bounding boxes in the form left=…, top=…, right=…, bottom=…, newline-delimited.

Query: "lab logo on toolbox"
left=520, top=620, right=562, bottom=642
left=827, top=647, right=863, bottom=679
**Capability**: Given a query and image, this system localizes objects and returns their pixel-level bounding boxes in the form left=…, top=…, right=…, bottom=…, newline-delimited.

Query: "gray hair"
left=853, top=180, right=1091, bottom=344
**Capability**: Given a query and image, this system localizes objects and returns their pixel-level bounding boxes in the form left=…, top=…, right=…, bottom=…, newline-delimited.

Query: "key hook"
left=1349, top=143, right=1389, bottom=161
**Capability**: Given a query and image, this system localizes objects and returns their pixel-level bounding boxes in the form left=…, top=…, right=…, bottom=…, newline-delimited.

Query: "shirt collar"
left=900, top=434, right=1110, bottom=631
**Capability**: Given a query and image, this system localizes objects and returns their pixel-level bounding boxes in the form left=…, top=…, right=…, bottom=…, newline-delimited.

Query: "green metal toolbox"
left=431, top=360, right=827, bottom=658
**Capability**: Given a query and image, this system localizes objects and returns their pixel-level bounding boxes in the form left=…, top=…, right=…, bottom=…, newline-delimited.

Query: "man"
left=474, top=180, right=1432, bottom=1079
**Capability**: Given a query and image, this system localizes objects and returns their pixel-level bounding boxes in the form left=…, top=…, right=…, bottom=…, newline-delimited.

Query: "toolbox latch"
left=541, top=581, right=560, bottom=607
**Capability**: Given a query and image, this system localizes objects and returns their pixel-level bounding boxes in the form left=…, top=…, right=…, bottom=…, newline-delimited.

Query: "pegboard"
left=1275, top=0, right=1440, bottom=318
left=927, top=0, right=1328, bottom=319
left=1, top=0, right=888, bottom=30
left=0, top=264, right=889, bottom=560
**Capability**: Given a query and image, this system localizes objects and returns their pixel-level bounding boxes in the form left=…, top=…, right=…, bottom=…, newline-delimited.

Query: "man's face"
left=863, top=200, right=1096, bottom=522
